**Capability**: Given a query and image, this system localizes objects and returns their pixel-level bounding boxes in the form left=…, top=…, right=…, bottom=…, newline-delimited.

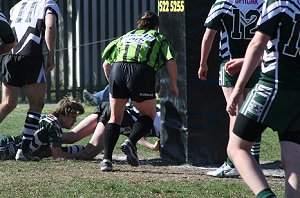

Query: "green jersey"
left=205, top=0, right=264, bottom=60
left=101, top=29, right=174, bottom=71
left=257, top=0, right=300, bottom=90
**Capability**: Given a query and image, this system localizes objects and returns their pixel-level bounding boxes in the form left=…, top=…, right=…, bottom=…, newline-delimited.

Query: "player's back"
left=9, top=0, right=60, bottom=57
left=205, top=0, right=264, bottom=59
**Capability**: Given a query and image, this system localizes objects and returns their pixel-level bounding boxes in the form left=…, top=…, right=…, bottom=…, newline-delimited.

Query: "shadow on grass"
left=260, top=160, right=282, bottom=170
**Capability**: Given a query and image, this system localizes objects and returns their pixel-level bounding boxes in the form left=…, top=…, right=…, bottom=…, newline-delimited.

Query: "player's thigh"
left=242, top=86, right=300, bottom=133
left=133, top=99, right=156, bottom=120
left=1, top=82, right=18, bottom=105
left=233, top=113, right=267, bottom=142
left=280, top=140, right=300, bottom=177
left=128, top=63, right=156, bottom=102
left=24, top=83, right=46, bottom=111
left=109, top=97, right=128, bottom=124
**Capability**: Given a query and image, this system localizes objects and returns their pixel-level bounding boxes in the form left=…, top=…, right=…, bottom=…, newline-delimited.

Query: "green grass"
left=0, top=104, right=284, bottom=197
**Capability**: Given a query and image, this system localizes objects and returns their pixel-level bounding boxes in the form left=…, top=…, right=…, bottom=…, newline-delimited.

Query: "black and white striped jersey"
left=29, top=114, right=63, bottom=155
left=9, top=0, right=60, bottom=57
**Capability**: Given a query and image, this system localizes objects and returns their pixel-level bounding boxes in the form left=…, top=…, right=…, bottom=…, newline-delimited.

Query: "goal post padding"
left=158, top=0, right=229, bottom=165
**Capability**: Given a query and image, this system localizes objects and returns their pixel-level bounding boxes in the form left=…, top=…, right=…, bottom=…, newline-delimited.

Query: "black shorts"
left=1, top=54, right=46, bottom=87
left=109, top=62, right=156, bottom=102
left=233, top=113, right=300, bottom=145
left=93, top=102, right=135, bottom=128
left=93, top=102, right=111, bottom=125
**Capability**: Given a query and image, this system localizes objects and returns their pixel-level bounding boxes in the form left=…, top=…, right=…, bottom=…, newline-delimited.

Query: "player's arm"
left=166, top=59, right=179, bottom=97
left=102, top=60, right=111, bottom=81
left=198, top=28, right=217, bottom=80
left=225, top=58, right=244, bottom=76
left=44, top=10, right=57, bottom=72
left=69, top=121, right=105, bottom=160
left=225, top=56, right=263, bottom=76
left=61, top=114, right=99, bottom=144
left=50, top=147, right=73, bottom=160
left=0, top=21, right=15, bottom=54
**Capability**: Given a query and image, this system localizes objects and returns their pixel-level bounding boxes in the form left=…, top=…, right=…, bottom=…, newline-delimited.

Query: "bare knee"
left=227, top=144, right=235, bottom=161
left=0, top=100, right=17, bottom=112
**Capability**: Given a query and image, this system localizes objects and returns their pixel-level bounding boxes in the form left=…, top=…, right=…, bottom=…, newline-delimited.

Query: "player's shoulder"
left=40, top=114, right=57, bottom=124
left=41, top=0, right=61, bottom=15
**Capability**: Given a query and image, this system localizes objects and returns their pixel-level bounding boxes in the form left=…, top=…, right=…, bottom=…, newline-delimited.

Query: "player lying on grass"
left=61, top=101, right=161, bottom=160
left=13, top=96, right=85, bottom=160
left=0, top=100, right=160, bottom=160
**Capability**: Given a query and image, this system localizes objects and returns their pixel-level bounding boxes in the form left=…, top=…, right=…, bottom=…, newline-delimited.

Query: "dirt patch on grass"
left=95, top=155, right=284, bottom=183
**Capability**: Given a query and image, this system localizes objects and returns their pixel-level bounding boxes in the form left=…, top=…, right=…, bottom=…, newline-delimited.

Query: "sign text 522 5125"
left=158, top=0, right=185, bottom=12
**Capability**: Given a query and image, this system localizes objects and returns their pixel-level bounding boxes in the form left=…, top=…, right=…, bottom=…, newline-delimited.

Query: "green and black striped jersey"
left=257, top=0, right=300, bottom=90
left=205, top=0, right=264, bottom=60
left=0, top=11, right=14, bottom=44
left=9, top=0, right=60, bottom=57
left=101, top=29, right=174, bottom=71
left=29, top=114, right=63, bottom=154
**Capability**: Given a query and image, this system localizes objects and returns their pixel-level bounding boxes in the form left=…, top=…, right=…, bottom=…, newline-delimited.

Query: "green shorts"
left=0, top=135, right=22, bottom=160
left=219, top=60, right=261, bottom=88
left=240, top=83, right=300, bottom=134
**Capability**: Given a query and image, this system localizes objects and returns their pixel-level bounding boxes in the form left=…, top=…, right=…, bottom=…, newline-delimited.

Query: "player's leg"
left=120, top=99, right=156, bottom=167
left=208, top=63, right=260, bottom=177
left=101, top=97, right=127, bottom=171
left=227, top=132, right=272, bottom=196
left=0, top=135, right=19, bottom=160
left=104, top=96, right=127, bottom=155
left=207, top=62, right=241, bottom=177
left=120, top=63, right=156, bottom=167
left=0, top=54, right=20, bottom=123
left=206, top=86, right=241, bottom=177
left=18, top=83, right=46, bottom=161
left=79, top=121, right=106, bottom=159
left=279, top=115, right=300, bottom=197
left=0, top=83, right=18, bottom=123
left=280, top=140, right=300, bottom=197
left=100, top=62, right=129, bottom=171
left=244, top=87, right=261, bottom=163
left=130, top=99, right=156, bottom=145
left=61, top=145, right=85, bottom=154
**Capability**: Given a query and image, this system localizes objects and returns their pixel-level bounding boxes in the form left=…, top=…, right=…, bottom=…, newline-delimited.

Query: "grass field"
left=0, top=104, right=284, bottom=198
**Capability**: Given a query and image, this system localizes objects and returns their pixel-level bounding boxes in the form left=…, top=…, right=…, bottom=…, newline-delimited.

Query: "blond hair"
left=52, top=97, right=84, bottom=117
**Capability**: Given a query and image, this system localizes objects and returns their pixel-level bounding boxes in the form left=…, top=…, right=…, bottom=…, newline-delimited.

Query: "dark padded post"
left=159, top=0, right=228, bottom=165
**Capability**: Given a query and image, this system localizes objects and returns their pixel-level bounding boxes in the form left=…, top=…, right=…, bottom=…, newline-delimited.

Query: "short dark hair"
left=137, top=11, right=159, bottom=30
